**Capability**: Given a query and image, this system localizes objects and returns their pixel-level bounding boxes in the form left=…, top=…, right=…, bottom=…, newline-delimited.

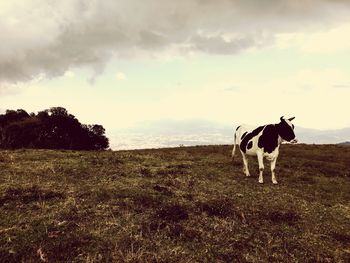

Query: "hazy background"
left=1, top=0, right=350, bottom=149
left=108, top=120, right=350, bottom=150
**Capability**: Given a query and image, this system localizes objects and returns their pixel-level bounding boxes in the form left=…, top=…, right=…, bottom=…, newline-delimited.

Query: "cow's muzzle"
left=290, top=138, right=298, bottom=144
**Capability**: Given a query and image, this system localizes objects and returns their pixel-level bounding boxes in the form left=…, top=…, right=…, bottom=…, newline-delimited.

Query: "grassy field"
left=0, top=144, right=349, bottom=262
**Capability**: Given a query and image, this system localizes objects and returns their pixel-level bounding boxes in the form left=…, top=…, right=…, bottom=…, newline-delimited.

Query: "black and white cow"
left=232, top=116, right=297, bottom=184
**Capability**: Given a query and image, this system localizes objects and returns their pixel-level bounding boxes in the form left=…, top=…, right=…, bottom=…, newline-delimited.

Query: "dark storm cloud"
left=1, top=0, right=350, bottom=89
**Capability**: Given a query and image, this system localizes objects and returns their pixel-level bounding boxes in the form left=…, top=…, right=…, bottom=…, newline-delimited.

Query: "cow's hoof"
left=245, top=174, right=251, bottom=177
left=272, top=181, right=278, bottom=185
left=259, top=180, right=264, bottom=184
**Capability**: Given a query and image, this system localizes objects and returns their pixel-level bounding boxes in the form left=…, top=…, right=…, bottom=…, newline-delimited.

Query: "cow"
left=231, top=116, right=297, bottom=184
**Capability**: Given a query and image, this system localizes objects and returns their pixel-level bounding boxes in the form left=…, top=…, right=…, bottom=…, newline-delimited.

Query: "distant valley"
left=107, top=119, right=350, bottom=150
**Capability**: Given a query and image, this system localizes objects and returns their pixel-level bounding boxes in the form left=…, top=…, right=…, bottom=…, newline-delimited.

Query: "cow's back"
left=235, top=125, right=253, bottom=145
left=236, top=124, right=266, bottom=156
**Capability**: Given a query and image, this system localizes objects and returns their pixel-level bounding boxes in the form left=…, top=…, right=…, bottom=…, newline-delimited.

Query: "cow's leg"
left=232, top=131, right=238, bottom=162
left=231, top=143, right=236, bottom=162
left=270, top=157, right=278, bottom=184
left=241, top=152, right=250, bottom=176
left=257, top=151, right=264, bottom=184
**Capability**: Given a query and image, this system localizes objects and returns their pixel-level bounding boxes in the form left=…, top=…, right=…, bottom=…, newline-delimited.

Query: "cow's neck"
left=275, top=123, right=285, bottom=144
left=277, top=134, right=283, bottom=145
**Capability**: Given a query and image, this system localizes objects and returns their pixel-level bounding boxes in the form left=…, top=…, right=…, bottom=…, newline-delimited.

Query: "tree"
left=88, top=125, right=109, bottom=150
left=0, top=107, right=109, bottom=150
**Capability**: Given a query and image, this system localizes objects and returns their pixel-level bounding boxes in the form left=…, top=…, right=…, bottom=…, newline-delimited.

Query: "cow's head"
left=277, top=116, right=298, bottom=143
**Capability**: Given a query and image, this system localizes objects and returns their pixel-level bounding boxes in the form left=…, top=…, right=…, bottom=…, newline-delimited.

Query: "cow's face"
left=278, top=116, right=297, bottom=143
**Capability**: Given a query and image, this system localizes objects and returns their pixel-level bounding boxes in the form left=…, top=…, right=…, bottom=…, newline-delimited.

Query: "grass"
left=0, top=144, right=349, bottom=262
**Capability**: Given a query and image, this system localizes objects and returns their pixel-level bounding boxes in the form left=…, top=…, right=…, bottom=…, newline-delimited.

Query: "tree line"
left=0, top=107, right=109, bottom=150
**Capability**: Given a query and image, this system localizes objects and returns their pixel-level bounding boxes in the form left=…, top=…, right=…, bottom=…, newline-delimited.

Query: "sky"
left=1, top=0, right=350, bottom=132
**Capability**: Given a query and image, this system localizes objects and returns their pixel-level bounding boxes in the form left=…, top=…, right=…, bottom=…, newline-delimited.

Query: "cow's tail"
left=231, top=128, right=238, bottom=161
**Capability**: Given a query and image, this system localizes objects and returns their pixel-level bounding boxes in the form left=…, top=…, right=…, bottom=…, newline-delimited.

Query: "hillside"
left=0, top=145, right=349, bottom=262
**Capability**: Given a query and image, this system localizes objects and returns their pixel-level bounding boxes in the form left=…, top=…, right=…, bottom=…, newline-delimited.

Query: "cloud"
left=332, top=84, right=350, bottom=89
left=64, top=71, right=75, bottom=78
left=222, top=86, right=240, bottom=92
left=275, top=23, right=350, bottom=53
left=1, top=0, right=350, bottom=90
left=116, top=72, right=126, bottom=81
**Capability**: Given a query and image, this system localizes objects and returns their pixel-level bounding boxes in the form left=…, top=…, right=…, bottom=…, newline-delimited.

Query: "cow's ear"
left=280, top=116, right=284, bottom=121
left=288, top=117, right=295, bottom=121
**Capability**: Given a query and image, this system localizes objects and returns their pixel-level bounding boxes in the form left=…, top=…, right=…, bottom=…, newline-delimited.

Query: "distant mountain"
left=107, top=119, right=234, bottom=150
left=132, top=119, right=233, bottom=136
left=295, top=127, right=350, bottom=144
left=108, top=119, right=350, bottom=150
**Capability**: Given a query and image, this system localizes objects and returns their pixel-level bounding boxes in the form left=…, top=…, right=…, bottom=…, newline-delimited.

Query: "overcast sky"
left=1, top=0, right=350, bottom=130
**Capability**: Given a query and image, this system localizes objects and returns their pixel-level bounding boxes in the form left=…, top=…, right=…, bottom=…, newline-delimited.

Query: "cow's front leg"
left=270, top=157, right=278, bottom=184
left=241, top=152, right=250, bottom=176
left=257, top=151, right=264, bottom=184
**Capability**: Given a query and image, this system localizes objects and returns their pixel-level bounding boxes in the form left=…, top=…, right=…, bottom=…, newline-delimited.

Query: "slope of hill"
left=0, top=145, right=349, bottom=262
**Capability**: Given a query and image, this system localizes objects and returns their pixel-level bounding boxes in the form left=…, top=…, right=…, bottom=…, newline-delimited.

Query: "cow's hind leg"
left=231, top=131, right=237, bottom=162
left=270, top=157, right=278, bottom=184
left=231, top=143, right=236, bottom=162
left=241, top=152, right=250, bottom=177
left=257, top=151, right=264, bottom=184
